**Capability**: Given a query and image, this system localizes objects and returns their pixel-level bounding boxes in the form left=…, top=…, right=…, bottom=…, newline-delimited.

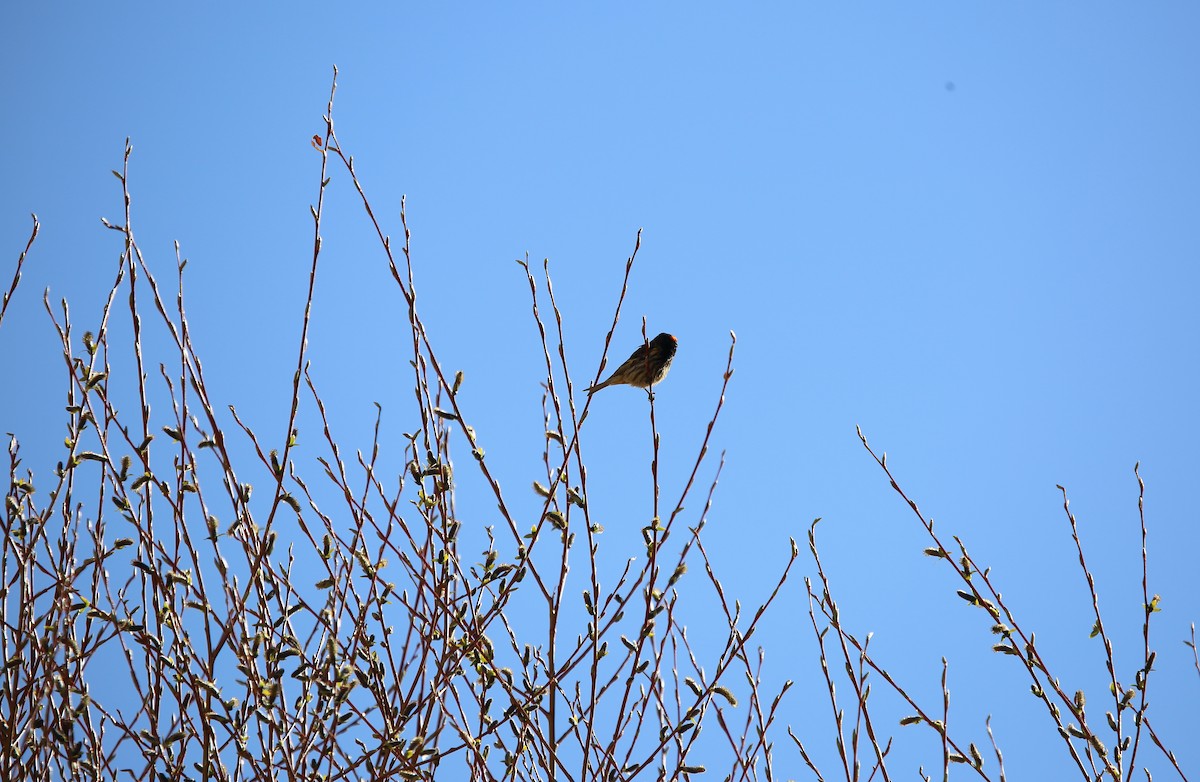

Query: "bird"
left=587, top=333, right=678, bottom=396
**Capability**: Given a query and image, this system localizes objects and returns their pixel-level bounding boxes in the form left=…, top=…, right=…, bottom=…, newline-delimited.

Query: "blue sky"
left=4, top=3, right=1199, bottom=777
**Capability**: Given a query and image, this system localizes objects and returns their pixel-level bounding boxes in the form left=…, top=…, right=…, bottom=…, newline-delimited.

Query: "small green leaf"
left=713, top=686, right=737, bottom=706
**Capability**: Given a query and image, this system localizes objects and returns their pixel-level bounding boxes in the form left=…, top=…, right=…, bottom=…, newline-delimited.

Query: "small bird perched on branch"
left=587, top=333, right=678, bottom=395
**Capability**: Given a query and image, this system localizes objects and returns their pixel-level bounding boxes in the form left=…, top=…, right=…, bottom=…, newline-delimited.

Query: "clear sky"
left=4, top=3, right=1198, bottom=778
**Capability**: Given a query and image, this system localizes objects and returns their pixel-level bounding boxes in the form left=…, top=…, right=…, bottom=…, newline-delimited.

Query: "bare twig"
left=0, top=213, right=38, bottom=330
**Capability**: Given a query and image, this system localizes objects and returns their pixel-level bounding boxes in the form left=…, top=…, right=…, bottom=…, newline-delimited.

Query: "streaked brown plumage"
left=587, top=333, right=678, bottom=395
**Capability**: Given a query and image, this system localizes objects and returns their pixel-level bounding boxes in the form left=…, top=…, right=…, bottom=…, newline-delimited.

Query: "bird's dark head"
left=652, top=333, right=678, bottom=356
